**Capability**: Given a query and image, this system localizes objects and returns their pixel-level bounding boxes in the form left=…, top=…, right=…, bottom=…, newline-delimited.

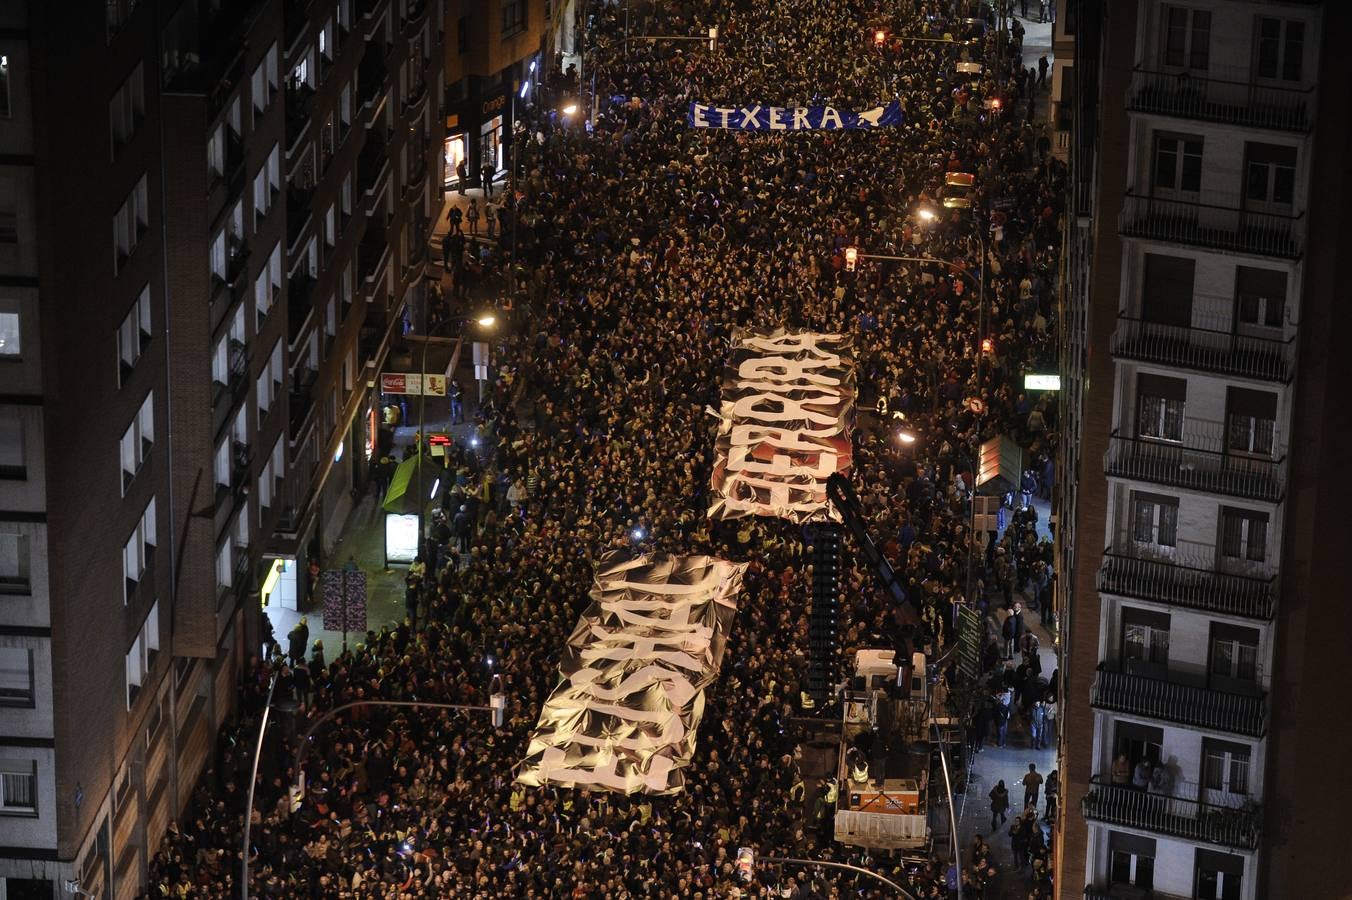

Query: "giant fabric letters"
left=516, top=553, right=746, bottom=795
left=710, top=329, right=856, bottom=523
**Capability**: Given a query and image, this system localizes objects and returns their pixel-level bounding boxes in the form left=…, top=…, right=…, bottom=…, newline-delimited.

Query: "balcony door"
left=1141, top=253, right=1195, bottom=328
left=1208, top=622, right=1260, bottom=694
left=1253, top=16, right=1304, bottom=85
left=1121, top=606, right=1171, bottom=679
left=1242, top=142, right=1297, bottom=217
left=1115, top=721, right=1164, bottom=771
left=1219, top=506, right=1268, bottom=576
left=1224, top=387, right=1277, bottom=459
left=1130, top=491, right=1179, bottom=560
left=1233, top=265, right=1287, bottom=338
left=1137, top=373, right=1187, bottom=442
left=1195, top=848, right=1244, bottom=900
left=1108, top=831, right=1156, bottom=891
left=1162, top=5, right=1211, bottom=72
left=1200, top=738, right=1251, bottom=808
left=1151, top=133, right=1203, bottom=208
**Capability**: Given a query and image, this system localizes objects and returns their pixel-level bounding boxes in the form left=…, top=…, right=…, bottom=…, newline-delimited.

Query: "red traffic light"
left=844, top=247, right=859, bottom=272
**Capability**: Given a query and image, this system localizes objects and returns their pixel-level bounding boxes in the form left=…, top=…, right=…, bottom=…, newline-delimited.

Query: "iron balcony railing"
left=1099, top=544, right=1277, bottom=620
left=1091, top=662, right=1266, bottom=737
left=1082, top=777, right=1261, bottom=851
left=1110, top=315, right=1294, bottom=383
left=1085, top=886, right=1191, bottom=900
left=1118, top=192, right=1303, bottom=260
left=1127, top=66, right=1314, bottom=132
left=1104, top=431, right=1284, bottom=502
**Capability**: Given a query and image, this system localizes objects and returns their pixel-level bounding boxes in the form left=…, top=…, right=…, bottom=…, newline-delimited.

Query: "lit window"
left=0, top=647, right=33, bottom=707
left=0, top=311, right=18, bottom=357
left=0, top=759, right=36, bottom=815
left=0, top=55, right=11, bottom=119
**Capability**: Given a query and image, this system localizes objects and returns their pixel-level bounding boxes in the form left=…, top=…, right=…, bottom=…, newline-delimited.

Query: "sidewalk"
left=955, top=497, right=1058, bottom=897
left=262, top=408, right=486, bottom=655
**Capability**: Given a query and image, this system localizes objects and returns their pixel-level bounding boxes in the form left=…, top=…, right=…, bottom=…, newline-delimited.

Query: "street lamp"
left=916, top=207, right=937, bottom=223
left=476, top=313, right=497, bottom=328
left=561, top=103, right=579, bottom=116
left=897, top=430, right=917, bottom=445
left=874, top=28, right=887, bottom=46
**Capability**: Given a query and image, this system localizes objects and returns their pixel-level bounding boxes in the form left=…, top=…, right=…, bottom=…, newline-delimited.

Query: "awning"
left=382, top=454, right=444, bottom=515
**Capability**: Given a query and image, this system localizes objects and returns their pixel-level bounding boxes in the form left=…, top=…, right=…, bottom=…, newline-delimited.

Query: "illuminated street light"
left=897, top=430, right=917, bottom=444
left=981, top=337, right=994, bottom=354
left=874, top=29, right=887, bottom=46
left=844, top=246, right=858, bottom=272
left=561, top=103, right=579, bottom=116
left=916, top=207, right=938, bottom=223
left=476, top=314, right=497, bottom=328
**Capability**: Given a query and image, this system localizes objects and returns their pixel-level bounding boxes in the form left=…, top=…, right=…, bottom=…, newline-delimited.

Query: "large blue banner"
left=687, top=100, right=903, bottom=131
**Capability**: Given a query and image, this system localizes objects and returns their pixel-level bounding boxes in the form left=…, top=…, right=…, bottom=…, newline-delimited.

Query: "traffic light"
left=844, top=247, right=858, bottom=272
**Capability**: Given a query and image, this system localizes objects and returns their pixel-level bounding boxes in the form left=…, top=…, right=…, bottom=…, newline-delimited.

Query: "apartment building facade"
left=1059, top=1, right=1352, bottom=898
left=441, top=0, right=550, bottom=193
left=0, top=1, right=441, bottom=897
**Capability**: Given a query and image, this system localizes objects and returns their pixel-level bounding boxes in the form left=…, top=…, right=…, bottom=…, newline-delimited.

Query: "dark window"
left=502, top=1, right=527, bottom=38
left=1142, top=252, right=1195, bottom=327
left=1244, top=143, right=1297, bottom=207
left=1225, top=387, right=1277, bottom=456
left=1137, top=373, right=1188, bottom=441
left=1235, top=265, right=1286, bottom=331
left=1195, top=848, right=1245, bottom=900
left=1220, top=507, right=1267, bottom=563
left=1209, top=622, right=1260, bottom=684
left=4, top=879, right=54, bottom=900
left=1201, top=738, right=1251, bottom=796
left=1132, top=493, right=1178, bottom=548
left=1255, top=16, right=1303, bottom=82
left=1153, top=135, right=1203, bottom=193
left=1164, top=6, right=1210, bottom=70
left=457, top=16, right=468, bottom=54
left=1122, top=606, right=1171, bottom=667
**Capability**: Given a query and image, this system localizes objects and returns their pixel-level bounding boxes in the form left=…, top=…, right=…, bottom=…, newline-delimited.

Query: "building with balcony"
left=1056, top=2, right=1352, bottom=899
left=0, top=1, right=441, bottom=897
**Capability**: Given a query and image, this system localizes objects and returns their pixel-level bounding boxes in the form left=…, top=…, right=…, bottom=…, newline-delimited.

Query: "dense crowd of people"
left=143, top=0, right=1066, bottom=896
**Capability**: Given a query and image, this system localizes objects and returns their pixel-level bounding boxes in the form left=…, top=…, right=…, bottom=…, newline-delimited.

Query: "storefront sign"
left=379, top=373, right=447, bottom=396
left=687, top=100, right=902, bottom=131
left=710, top=329, right=856, bottom=523
left=517, top=552, right=747, bottom=794
left=1024, top=373, right=1061, bottom=390
left=483, top=93, right=508, bottom=116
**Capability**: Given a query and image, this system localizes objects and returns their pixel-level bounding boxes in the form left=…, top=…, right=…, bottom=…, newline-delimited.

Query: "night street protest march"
left=687, top=99, right=903, bottom=130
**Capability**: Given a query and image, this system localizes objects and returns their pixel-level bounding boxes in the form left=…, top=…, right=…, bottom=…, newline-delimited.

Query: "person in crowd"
left=1044, top=768, right=1059, bottom=823
left=990, top=779, right=1011, bottom=832
left=1023, top=762, right=1044, bottom=810
left=286, top=616, right=309, bottom=667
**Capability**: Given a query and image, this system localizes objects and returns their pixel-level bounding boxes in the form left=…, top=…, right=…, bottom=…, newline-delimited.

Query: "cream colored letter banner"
left=516, top=552, right=747, bottom=795
left=709, top=328, right=856, bottom=523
